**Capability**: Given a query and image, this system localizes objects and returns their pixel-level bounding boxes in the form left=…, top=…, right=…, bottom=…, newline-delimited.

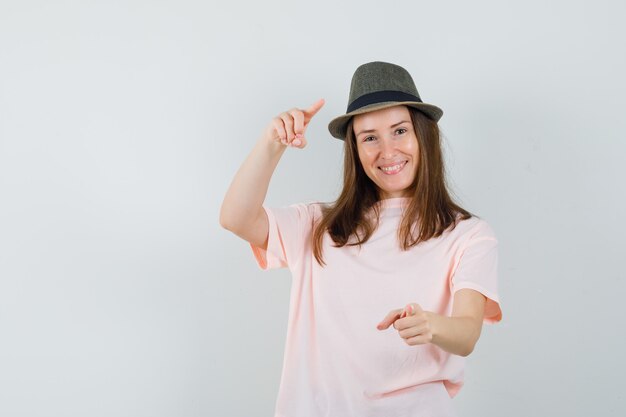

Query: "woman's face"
left=353, top=105, right=419, bottom=199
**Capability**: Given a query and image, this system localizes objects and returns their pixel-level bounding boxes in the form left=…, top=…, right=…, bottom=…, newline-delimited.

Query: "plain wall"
left=1, top=1, right=625, bottom=416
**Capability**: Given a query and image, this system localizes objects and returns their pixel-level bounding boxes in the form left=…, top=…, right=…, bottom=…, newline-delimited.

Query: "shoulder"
left=300, top=201, right=331, bottom=220
left=270, top=201, right=327, bottom=225
left=451, top=215, right=498, bottom=243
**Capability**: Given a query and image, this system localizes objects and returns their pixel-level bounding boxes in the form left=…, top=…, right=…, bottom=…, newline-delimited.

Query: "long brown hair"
left=312, top=106, right=472, bottom=266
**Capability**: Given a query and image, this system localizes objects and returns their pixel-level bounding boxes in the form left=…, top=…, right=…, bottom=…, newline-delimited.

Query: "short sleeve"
left=249, top=203, right=313, bottom=270
left=451, top=220, right=503, bottom=324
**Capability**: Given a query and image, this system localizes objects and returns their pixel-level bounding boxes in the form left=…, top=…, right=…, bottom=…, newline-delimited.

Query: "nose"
left=380, top=137, right=397, bottom=159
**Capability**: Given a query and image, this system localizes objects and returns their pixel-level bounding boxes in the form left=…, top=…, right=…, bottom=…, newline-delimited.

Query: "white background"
left=1, top=1, right=625, bottom=416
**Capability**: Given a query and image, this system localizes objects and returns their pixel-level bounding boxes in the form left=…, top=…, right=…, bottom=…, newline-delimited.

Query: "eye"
left=363, top=136, right=376, bottom=142
left=395, top=128, right=408, bottom=135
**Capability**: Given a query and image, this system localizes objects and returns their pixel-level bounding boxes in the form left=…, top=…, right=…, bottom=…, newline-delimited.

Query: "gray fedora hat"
left=328, top=61, right=443, bottom=140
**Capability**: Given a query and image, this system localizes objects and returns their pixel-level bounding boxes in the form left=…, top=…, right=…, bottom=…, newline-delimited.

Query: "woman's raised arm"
left=219, top=99, right=325, bottom=249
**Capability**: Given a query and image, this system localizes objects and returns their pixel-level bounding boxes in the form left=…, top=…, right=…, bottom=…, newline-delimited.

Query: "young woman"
left=220, top=61, right=502, bottom=417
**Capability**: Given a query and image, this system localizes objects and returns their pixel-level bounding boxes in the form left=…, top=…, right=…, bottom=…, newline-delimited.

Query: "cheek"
left=406, top=137, right=419, bottom=154
left=357, top=146, right=376, bottom=164
left=405, top=139, right=419, bottom=163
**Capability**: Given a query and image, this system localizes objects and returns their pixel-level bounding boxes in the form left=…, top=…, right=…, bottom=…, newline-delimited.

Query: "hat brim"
left=327, top=101, right=443, bottom=140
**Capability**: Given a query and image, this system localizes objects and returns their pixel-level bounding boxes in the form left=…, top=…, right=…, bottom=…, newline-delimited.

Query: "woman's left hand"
left=376, top=303, right=434, bottom=346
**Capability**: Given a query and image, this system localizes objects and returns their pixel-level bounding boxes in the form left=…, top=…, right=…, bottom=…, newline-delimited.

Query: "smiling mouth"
left=379, top=161, right=407, bottom=175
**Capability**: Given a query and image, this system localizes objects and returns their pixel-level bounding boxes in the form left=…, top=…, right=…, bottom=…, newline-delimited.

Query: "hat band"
left=346, top=90, right=421, bottom=113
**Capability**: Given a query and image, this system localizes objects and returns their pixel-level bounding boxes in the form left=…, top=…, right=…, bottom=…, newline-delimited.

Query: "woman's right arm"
left=219, top=99, right=325, bottom=250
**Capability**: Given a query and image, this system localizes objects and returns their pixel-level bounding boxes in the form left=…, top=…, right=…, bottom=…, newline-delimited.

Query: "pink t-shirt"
left=250, top=197, right=502, bottom=417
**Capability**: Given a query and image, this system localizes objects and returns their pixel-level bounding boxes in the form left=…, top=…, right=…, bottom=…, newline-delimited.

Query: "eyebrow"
left=355, top=120, right=411, bottom=137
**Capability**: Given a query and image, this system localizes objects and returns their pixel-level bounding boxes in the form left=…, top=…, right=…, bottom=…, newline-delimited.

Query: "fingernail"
left=293, top=139, right=301, bottom=146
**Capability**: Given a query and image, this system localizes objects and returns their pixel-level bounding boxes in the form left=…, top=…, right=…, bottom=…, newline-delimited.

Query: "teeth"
left=380, top=162, right=405, bottom=172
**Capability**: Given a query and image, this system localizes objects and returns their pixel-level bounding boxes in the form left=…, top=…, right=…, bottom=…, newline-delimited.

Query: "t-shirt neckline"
left=375, top=197, right=412, bottom=208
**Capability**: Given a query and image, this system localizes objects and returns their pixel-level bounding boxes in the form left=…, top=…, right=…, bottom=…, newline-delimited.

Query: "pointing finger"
left=304, top=98, right=325, bottom=122
left=376, top=309, right=402, bottom=330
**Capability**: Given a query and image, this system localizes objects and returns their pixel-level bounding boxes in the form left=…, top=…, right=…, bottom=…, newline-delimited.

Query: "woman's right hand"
left=266, top=98, right=325, bottom=149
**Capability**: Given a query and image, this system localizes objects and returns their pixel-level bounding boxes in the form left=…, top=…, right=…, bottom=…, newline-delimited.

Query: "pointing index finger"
left=304, top=98, right=325, bottom=121
left=377, top=309, right=402, bottom=330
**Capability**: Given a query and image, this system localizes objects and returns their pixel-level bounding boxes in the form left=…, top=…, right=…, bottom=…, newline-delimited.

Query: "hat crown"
left=327, top=61, right=443, bottom=140
left=348, top=61, right=421, bottom=107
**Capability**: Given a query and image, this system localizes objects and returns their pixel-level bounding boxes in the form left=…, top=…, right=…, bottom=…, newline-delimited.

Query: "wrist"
left=425, top=311, right=440, bottom=343
left=260, top=133, right=287, bottom=155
